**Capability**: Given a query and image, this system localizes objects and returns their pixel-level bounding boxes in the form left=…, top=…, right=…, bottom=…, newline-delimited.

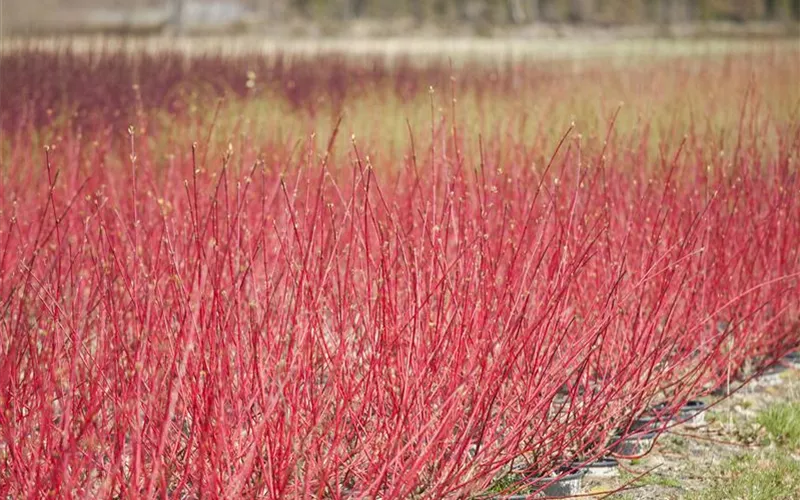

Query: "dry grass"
left=2, top=35, right=796, bottom=65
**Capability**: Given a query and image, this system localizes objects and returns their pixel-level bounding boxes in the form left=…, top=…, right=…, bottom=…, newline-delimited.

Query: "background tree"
left=2, top=0, right=799, bottom=34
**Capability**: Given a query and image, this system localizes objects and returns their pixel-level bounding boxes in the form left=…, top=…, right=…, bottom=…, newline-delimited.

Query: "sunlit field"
left=1, top=38, right=799, bottom=498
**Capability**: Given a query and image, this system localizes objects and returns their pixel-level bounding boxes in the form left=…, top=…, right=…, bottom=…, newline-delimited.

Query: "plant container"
left=610, top=431, right=657, bottom=458
left=757, top=364, right=788, bottom=386
left=676, top=400, right=707, bottom=428
left=527, top=468, right=586, bottom=498
left=783, top=352, right=800, bottom=368
left=653, top=400, right=707, bottom=428
left=497, top=466, right=586, bottom=499
left=580, top=456, right=619, bottom=478
left=628, top=413, right=664, bottom=432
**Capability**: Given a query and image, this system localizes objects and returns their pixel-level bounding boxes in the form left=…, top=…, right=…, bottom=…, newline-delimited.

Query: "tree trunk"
left=410, top=0, right=424, bottom=25
left=529, top=0, right=541, bottom=20
left=568, top=0, right=594, bottom=22
left=341, top=0, right=366, bottom=20
left=508, top=0, right=527, bottom=23
left=765, top=0, right=778, bottom=19
left=171, top=0, right=184, bottom=32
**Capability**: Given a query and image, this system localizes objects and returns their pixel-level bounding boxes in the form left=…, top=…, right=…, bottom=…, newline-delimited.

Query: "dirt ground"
left=583, top=363, right=800, bottom=499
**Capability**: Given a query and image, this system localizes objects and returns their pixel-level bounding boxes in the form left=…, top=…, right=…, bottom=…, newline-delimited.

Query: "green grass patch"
left=661, top=435, right=688, bottom=455
left=697, top=452, right=800, bottom=500
left=620, top=469, right=682, bottom=490
left=757, top=402, right=800, bottom=449
left=637, top=474, right=682, bottom=489
left=484, top=472, right=525, bottom=495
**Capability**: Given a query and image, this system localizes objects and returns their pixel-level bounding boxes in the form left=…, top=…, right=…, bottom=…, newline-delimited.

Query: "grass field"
left=0, top=37, right=799, bottom=498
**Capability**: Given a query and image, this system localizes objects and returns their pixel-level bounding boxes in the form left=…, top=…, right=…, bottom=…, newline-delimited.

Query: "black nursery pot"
left=611, top=431, right=657, bottom=458
left=527, top=468, right=586, bottom=498
left=580, top=456, right=619, bottom=478
left=629, top=413, right=663, bottom=432
left=784, top=351, right=800, bottom=367
left=757, top=363, right=788, bottom=387
left=710, top=380, right=746, bottom=397
left=676, top=400, right=707, bottom=427
left=496, top=467, right=585, bottom=500
left=652, top=399, right=707, bottom=428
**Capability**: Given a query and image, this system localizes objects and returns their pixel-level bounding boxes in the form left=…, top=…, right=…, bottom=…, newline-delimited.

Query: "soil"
left=583, top=361, right=800, bottom=499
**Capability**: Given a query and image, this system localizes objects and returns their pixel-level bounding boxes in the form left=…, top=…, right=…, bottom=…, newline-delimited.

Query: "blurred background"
left=1, top=0, right=799, bottom=38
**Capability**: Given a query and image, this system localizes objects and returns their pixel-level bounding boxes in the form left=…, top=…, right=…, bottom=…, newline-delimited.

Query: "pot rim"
left=763, top=364, right=788, bottom=374
left=614, top=430, right=658, bottom=441
left=653, top=399, right=706, bottom=414
left=681, top=400, right=706, bottom=410
left=527, top=467, right=586, bottom=484
left=576, top=456, right=619, bottom=469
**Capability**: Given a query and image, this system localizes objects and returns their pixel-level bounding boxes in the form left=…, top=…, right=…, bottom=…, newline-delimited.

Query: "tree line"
left=255, top=0, right=800, bottom=25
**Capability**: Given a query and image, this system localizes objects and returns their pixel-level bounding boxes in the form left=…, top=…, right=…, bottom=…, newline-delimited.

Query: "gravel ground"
left=583, top=363, right=800, bottom=499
